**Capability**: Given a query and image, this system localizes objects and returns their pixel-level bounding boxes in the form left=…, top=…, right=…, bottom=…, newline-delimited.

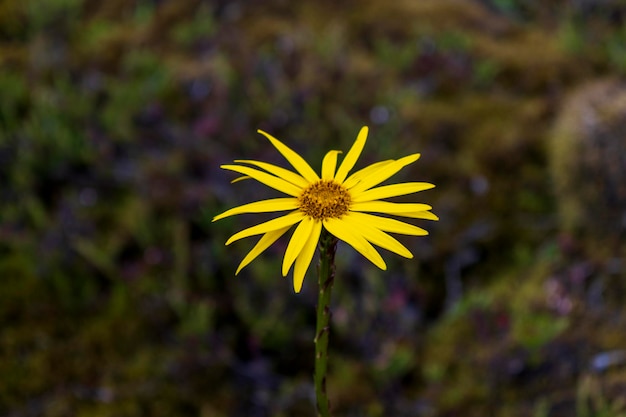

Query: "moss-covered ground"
left=2, top=1, right=626, bottom=416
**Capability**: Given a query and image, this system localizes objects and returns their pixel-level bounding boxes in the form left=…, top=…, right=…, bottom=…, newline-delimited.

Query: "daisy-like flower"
left=213, top=126, right=437, bottom=293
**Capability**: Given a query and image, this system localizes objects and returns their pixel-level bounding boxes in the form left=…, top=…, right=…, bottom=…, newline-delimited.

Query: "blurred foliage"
left=2, top=0, right=626, bottom=416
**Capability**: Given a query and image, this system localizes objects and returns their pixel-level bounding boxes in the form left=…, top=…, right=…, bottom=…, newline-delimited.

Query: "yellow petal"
left=234, top=159, right=309, bottom=188
left=225, top=212, right=304, bottom=245
left=342, top=160, right=394, bottom=189
left=257, top=129, right=320, bottom=183
left=323, top=217, right=386, bottom=270
left=350, top=201, right=432, bottom=214
left=221, top=164, right=302, bottom=196
left=293, top=220, right=322, bottom=293
left=235, top=226, right=291, bottom=274
left=396, top=211, right=439, bottom=221
left=213, top=198, right=298, bottom=222
left=282, top=216, right=315, bottom=276
left=321, top=150, right=342, bottom=180
left=348, top=212, right=429, bottom=235
left=352, top=182, right=435, bottom=203
left=231, top=176, right=250, bottom=183
left=348, top=153, right=421, bottom=193
left=342, top=216, right=413, bottom=258
left=334, top=126, right=368, bottom=183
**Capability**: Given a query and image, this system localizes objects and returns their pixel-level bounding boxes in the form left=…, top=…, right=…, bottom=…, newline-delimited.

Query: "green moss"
left=3, top=0, right=626, bottom=415
left=169, top=4, right=215, bottom=47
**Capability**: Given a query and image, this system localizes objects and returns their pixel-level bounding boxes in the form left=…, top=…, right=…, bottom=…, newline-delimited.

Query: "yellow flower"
left=213, top=126, right=438, bottom=293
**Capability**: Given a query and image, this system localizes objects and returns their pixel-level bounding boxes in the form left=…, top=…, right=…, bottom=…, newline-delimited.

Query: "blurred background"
left=2, top=0, right=626, bottom=416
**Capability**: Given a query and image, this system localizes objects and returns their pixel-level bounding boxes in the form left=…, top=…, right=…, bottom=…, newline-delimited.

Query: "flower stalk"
left=314, top=229, right=337, bottom=417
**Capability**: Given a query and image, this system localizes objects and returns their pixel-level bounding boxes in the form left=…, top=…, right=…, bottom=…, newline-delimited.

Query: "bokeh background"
left=2, top=0, right=626, bottom=416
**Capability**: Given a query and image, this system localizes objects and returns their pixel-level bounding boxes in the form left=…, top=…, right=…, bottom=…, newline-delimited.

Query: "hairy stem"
left=314, top=228, right=337, bottom=417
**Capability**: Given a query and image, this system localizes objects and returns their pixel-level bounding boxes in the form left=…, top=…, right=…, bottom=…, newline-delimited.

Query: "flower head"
left=213, top=126, right=438, bottom=293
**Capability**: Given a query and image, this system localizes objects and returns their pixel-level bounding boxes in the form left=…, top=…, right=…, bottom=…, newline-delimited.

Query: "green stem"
left=314, top=229, right=337, bottom=417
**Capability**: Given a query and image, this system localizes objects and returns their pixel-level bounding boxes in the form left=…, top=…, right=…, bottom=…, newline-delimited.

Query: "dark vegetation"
left=2, top=1, right=626, bottom=416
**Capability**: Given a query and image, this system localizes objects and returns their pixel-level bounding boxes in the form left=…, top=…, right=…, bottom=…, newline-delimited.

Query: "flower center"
left=298, top=180, right=352, bottom=220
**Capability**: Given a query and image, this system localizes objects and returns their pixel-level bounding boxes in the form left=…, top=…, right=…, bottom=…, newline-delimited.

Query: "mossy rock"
left=549, top=79, right=626, bottom=245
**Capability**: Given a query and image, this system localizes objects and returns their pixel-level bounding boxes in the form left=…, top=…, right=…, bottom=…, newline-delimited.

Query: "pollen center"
left=298, top=180, right=352, bottom=220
